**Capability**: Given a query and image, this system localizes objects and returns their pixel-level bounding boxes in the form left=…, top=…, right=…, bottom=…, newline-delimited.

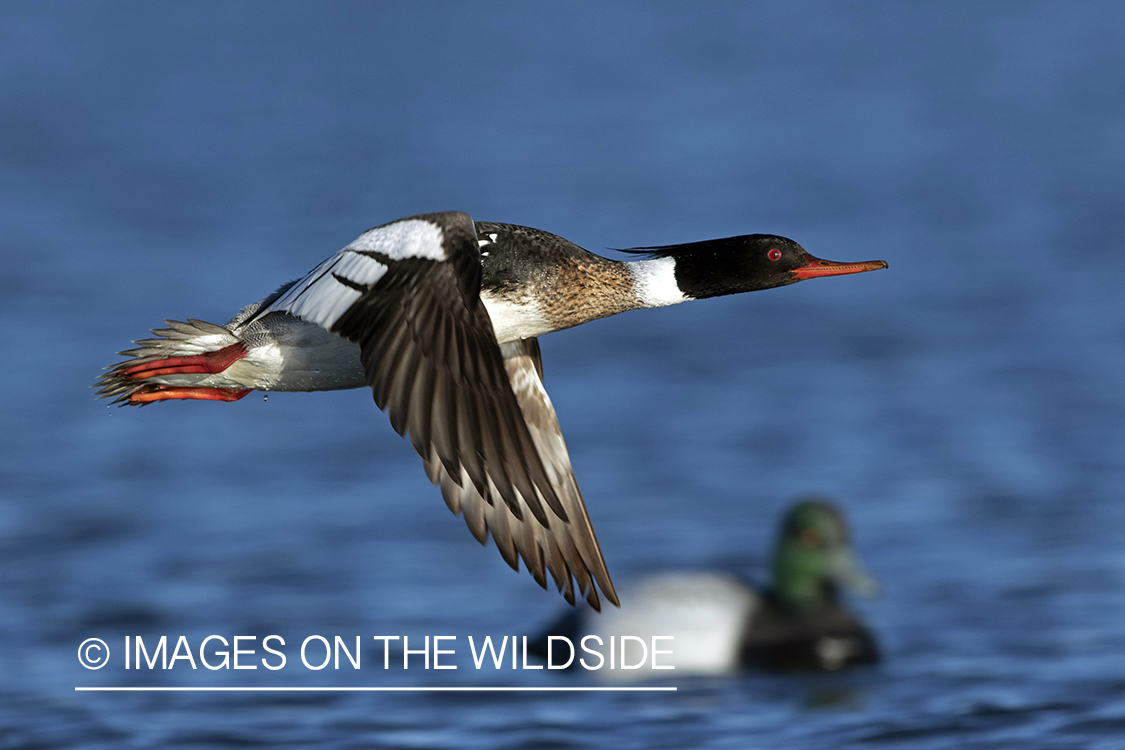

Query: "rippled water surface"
left=3, top=3, right=1125, bottom=748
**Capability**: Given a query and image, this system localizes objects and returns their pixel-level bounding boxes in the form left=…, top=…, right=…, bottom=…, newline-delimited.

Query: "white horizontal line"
left=76, top=686, right=676, bottom=692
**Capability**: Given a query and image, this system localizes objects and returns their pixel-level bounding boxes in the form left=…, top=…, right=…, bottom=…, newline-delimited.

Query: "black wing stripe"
left=332, top=273, right=368, bottom=293
left=353, top=249, right=395, bottom=266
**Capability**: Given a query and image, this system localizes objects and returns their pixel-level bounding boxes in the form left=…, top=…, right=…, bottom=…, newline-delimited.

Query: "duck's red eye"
left=768, top=248, right=782, bottom=261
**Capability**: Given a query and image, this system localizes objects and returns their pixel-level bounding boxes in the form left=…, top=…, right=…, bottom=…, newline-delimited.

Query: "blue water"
left=3, top=2, right=1125, bottom=747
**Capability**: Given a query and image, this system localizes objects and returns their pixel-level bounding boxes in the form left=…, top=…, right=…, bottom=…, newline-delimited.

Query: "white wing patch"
left=261, top=253, right=368, bottom=329
left=333, top=249, right=390, bottom=285
left=257, top=218, right=446, bottom=330
left=349, top=218, right=446, bottom=260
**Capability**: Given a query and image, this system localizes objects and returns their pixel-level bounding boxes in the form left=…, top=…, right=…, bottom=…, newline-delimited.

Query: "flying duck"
left=97, top=212, right=887, bottom=610
left=530, top=499, right=880, bottom=675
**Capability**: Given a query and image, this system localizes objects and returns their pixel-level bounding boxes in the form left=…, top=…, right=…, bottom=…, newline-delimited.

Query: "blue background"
left=2, top=2, right=1124, bottom=747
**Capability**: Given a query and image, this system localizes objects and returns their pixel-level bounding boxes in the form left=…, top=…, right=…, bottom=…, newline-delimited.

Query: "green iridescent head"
left=771, top=499, right=879, bottom=611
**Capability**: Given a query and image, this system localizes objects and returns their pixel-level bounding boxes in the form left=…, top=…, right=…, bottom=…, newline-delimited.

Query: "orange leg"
left=130, top=386, right=252, bottom=404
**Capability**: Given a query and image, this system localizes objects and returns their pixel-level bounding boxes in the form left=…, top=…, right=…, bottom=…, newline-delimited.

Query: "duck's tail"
left=95, top=318, right=251, bottom=405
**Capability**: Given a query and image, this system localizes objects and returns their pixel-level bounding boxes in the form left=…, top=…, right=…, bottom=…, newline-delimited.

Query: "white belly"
left=480, top=292, right=554, bottom=344
left=236, top=329, right=366, bottom=391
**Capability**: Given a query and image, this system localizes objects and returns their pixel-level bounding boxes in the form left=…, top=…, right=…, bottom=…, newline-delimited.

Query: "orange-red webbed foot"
left=122, top=342, right=249, bottom=380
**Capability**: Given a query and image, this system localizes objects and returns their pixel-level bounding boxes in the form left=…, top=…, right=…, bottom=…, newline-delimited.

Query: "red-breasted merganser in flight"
left=97, top=212, right=887, bottom=610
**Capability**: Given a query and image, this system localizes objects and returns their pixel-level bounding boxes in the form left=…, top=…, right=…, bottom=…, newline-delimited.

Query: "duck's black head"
left=622, top=234, right=887, bottom=300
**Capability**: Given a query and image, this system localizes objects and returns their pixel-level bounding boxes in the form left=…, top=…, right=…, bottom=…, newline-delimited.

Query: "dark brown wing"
left=424, top=338, right=618, bottom=610
left=255, top=211, right=615, bottom=607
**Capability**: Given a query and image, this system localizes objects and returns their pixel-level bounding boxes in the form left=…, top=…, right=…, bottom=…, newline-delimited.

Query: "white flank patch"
left=348, top=218, right=446, bottom=260
left=592, top=572, right=756, bottom=678
left=628, top=257, right=688, bottom=307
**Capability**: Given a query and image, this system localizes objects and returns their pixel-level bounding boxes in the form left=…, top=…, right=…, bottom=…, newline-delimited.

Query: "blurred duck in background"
left=531, top=499, right=879, bottom=677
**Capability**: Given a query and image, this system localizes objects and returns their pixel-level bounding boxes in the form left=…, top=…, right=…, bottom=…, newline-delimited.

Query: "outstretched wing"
left=251, top=211, right=617, bottom=609
left=427, top=338, right=618, bottom=610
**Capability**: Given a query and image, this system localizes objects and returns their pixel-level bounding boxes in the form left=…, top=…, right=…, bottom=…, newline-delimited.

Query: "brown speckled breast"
left=476, top=221, right=639, bottom=334
left=533, top=254, right=636, bottom=332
